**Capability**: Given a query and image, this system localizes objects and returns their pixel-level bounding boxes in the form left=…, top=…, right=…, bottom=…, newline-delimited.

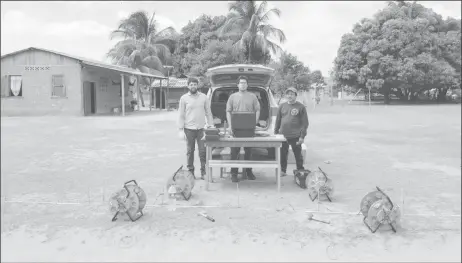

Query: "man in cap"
left=274, top=87, right=309, bottom=177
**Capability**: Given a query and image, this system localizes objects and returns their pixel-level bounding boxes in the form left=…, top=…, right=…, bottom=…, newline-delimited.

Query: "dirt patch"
left=1, top=104, right=461, bottom=261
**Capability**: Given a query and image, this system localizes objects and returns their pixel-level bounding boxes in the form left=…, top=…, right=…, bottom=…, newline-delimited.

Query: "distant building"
left=149, top=75, right=209, bottom=109
left=1, top=47, right=165, bottom=116
left=150, top=77, right=189, bottom=109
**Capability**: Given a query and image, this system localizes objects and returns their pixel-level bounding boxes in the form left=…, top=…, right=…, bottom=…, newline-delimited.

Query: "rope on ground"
left=3, top=199, right=460, bottom=218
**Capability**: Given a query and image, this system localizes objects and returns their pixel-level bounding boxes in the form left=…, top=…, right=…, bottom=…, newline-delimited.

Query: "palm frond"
left=117, top=56, right=131, bottom=66
left=153, top=38, right=177, bottom=53
left=123, top=11, right=151, bottom=41
left=145, top=43, right=171, bottom=65
left=255, top=1, right=269, bottom=18
left=255, top=35, right=283, bottom=55
left=260, top=8, right=281, bottom=23
left=220, top=15, right=243, bottom=35
left=110, top=29, right=135, bottom=40
left=231, top=39, right=246, bottom=59
left=154, top=26, right=177, bottom=39
left=244, top=1, right=258, bottom=20
left=240, top=30, right=253, bottom=44
left=228, top=1, right=247, bottom=17
left=257, top=24, right=286, bottom=43
left=141, top=56, right=164, bottom=72
left=147, top=12, right=157, bottom=38
left=138, top=65, right=165, bottom=85
left=107, top=39, right=138, bottom=61
left=116, top=18, right=135, bottom=31
left=248, top=14, right=260, bottom=34
left=128, top=50, right=143, bottom=68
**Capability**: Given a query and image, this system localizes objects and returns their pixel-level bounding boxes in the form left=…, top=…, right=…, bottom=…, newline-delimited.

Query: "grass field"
left=1, top=101, right=461, bottom=262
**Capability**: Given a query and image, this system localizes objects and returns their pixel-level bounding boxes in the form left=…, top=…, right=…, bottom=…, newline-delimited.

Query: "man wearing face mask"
left=226, top=76, right=260, bottom=183
left=178, top=77, right=214, bottom=180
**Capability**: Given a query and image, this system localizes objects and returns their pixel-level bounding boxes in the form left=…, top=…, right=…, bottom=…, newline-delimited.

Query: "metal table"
left=204, top=135, right=286, bottom=192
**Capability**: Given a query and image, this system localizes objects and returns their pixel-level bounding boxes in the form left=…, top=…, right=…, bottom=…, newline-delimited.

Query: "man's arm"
left=299, top=105, right=309, bottom=138
left=254, top=95, right=260, bottom=124
left=274, top=104, right=282, bottom=134
left=226, top=95, right=233, bottom=129
left=204, top=95, right=214, bottom=127
left=178, top=96, right=186, bottom=129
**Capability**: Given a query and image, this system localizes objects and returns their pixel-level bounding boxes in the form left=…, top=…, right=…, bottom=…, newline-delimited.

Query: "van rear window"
left=211, top=74, right=270, bottom=86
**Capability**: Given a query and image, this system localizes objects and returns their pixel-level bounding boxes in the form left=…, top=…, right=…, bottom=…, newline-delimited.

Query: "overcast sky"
left=1, top=1, right=460, bottom=75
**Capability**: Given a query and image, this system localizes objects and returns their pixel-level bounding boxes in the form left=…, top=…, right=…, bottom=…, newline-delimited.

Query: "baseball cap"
left=285, top=87, right=298, bottom=95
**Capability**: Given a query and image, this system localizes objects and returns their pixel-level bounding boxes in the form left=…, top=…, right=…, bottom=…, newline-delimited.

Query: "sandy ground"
left=1, top=101, right=461, bottom=262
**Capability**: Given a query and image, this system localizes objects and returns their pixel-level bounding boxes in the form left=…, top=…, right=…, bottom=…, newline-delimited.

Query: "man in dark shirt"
left=226, top=76, right=260, bottom=183
left=274, top=87, right=309, bottom=177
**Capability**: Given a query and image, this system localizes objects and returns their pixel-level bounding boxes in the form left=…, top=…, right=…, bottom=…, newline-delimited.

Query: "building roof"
left=1, top=47, right=167, bottom=80
left=151, top=77, right=189, bottom=88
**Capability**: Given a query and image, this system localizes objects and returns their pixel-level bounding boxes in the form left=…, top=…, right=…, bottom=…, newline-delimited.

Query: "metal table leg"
left=206, top=146, right=212, bottom=191
left=275, top=145, right=281, bottom=193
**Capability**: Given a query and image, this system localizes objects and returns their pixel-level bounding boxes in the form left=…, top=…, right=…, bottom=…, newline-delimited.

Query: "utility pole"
left=313, top=84, right=317, bottom=110
left=330, top=84, right=334, bottom=106
left=163, top=65, right=174, bottom=111
left=368, top=86, right=372, bottom=111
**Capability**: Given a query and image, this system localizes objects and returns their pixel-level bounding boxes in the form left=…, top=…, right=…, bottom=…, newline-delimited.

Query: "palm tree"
left=107, top=11, right=178, bottom=106
left=220, top=1, right=286, bottom=63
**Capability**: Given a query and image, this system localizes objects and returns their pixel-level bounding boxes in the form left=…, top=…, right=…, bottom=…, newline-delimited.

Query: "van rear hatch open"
left=210, top=87, right=270, bottom=128
left=206, top=64, right=274, bottom=87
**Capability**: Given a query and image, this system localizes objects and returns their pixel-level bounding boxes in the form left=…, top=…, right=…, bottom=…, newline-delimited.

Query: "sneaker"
left=231, top=174, right=239, bottom=183
left=246, top=170, right=256, bottom=180
left=281, top=171, right=287, bottom=177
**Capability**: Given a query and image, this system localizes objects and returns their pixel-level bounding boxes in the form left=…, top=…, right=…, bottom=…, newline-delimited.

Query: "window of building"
left=1, top=75, right=23, bottom=97
left=52, top=75, right=66, bottom=97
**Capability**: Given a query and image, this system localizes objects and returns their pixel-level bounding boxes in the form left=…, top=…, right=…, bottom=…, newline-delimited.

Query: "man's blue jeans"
left=184, top=128, right=206, bottom=175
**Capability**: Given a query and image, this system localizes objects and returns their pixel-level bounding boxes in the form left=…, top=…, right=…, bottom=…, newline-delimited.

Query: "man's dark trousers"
left=280, top=138, right=304, bottom=173
left=184, top=128, right=206, bottom=175
left=230, top=147, right=252, bottom=175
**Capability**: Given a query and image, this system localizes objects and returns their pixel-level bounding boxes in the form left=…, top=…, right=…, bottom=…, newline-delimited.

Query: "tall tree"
left=333, top=1, right=461, bottom=104
left=107, top=12, right=178, bottom=78
left=172, top=15, right=246, bottom=80
left=107, top=11, right=179, bottom=106
left=220, top=1, right=286, bottom=63
left=269, top=52, right=310, bottom=102
left=310, top=70, right=325, bottom=86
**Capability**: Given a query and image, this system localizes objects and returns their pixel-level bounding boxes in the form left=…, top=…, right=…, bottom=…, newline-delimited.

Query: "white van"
left=206, top=64, right=307, bottom=162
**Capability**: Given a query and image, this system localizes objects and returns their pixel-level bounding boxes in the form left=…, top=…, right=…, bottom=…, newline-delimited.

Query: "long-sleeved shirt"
left=178, top=92, right=213, bottom=130
left=274, top=101, right=309, bottom=139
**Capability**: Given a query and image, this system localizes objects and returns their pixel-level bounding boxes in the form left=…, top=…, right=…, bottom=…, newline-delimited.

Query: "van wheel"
left=267, top=148, right=276, bottom=160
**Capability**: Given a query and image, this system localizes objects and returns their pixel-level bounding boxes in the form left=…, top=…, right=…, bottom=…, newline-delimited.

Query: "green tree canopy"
left=171, top=15, right=246, bottom=80
left=107, top=11, right=179, bottom=86
left=269, top=52, right=311, bottom=100
left=332, top=1, right=461, bottom=103
left=220, top=0, right=286, bottom=63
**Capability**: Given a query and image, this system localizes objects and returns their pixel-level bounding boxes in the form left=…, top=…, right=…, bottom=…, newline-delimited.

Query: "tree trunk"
left=383, top=84, right=391, bottom=104
left=248, top=39, right=253, bottom=63
left=410, top=92, right=417, bottom=103
left=395, top=89, right=406, bottom=101
left=437, top=87, right=448, bottom=102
